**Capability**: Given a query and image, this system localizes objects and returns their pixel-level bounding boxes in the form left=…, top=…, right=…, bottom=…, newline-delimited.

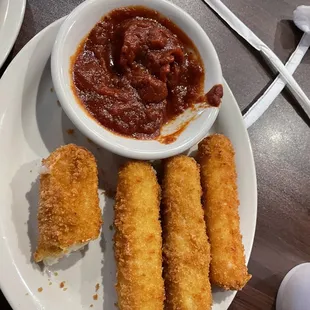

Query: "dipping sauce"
left=71, top=6, right=222, bottom=140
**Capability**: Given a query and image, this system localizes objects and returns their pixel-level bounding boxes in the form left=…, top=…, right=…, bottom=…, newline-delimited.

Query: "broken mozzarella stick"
left=34, top=144, right=102, bottom=265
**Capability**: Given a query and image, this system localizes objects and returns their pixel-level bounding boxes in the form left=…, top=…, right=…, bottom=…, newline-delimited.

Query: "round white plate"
left=0, top=0, right=26, bottom=68
left=0, top=18, right=257, bottom=310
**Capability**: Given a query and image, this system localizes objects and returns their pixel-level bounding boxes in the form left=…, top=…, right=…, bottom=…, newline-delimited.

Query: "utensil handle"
left=260, top=43, right=310, bottom=119
left=244, top=33, right=310, bottom=128
left=203, top=0, right=310, bottom=120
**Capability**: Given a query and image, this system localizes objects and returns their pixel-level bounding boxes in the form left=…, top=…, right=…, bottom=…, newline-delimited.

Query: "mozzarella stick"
left=114, top=161, right=164, bottom=310
left=198, top=134, right=251, bottom=290
left=162, top=156, right=212, bottom=310
left=34, top=144, right=102, bottom=265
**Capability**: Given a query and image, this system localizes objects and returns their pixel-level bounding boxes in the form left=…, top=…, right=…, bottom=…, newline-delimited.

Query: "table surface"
left=1, top=0, right=309, bottom=309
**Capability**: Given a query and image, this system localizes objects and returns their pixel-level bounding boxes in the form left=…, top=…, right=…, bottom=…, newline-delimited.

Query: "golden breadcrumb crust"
left=198, top=134, right=251, bottom=290
left=34, top=144, right=101, bottom=262
left=114, top=161, right=164, bottom=310
left=162, top=155, right=212, bottom=310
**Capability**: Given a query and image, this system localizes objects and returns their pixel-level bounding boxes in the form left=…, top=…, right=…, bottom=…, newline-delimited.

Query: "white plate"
left=0, top=18, right=257, bottom=310
left=0, top=0, right=26, bottom=68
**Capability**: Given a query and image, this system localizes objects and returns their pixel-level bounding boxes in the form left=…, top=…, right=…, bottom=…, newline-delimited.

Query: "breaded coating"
left=34, top=144, right=101, bottom=264
left=198, top=134, right=251, bottom=290
left=162, top=156, right=212, bottom=310
left=114, top=161, right=164, bottom=310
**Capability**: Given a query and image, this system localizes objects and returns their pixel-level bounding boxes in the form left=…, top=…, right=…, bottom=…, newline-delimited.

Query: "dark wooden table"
left=1, top=0, right=309, bottom=309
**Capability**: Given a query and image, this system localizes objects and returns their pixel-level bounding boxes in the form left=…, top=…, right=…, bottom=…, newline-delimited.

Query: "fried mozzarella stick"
left=114, top=161, right=164, bottom=310
left=34, top=144, right=102, bottom=265
left=162, top=156, right=212, bottom=310
left=198, top=134, right=251, bottom=290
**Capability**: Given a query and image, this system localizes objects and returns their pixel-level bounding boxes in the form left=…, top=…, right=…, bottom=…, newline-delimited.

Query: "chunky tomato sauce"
left=72, top=6, right=221, bottom=139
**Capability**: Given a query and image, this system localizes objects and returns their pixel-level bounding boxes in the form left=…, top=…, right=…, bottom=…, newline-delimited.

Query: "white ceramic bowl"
left=51, top=0, right=223, bottom=160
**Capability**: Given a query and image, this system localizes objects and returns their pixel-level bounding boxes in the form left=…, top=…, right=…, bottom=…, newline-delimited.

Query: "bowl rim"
left=51, top=0, right=223, bottom=160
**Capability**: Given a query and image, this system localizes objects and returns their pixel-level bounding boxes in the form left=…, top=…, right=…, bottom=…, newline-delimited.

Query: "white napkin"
left=294, top=5, right=310, bottom=33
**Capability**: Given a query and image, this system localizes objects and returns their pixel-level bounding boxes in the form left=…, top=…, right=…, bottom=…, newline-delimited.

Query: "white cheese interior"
left=39, top=164, right=50, bottom=174
left=43, top=242, right=88, bottom=266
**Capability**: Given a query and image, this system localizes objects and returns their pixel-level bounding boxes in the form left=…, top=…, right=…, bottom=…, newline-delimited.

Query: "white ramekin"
left=51, top=0, right=223, bottom=160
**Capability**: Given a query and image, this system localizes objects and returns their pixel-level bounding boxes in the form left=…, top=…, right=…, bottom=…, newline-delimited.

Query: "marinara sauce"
left=71, top=6, right=222, bottom=140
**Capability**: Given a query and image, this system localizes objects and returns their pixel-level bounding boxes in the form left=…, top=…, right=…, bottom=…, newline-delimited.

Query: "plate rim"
left=0, top=17, right=257, bottom=310
left=0, top=0, right=26, bottom=68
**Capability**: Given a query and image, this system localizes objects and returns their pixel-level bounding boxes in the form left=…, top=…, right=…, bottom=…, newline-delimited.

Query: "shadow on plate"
left=10, top=160, right=42, bottom=272
left=21, top=57, right=64, bottom=157
left=101, top=196, right=118, bottom=309
left=211, top=285, right=236, bottom=305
